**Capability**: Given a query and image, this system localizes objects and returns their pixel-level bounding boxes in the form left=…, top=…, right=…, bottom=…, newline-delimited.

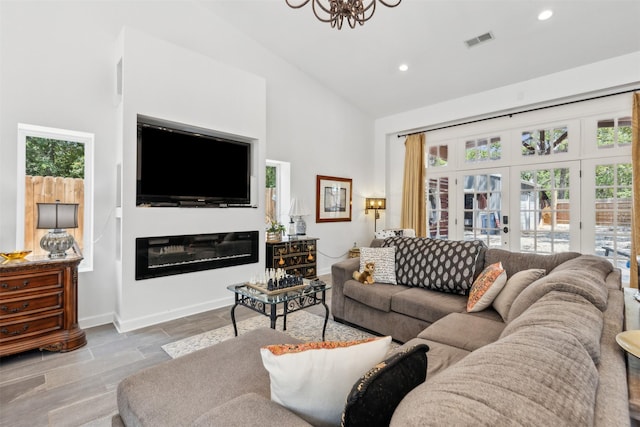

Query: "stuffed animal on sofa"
left=353, top=262, right=375, bottom=285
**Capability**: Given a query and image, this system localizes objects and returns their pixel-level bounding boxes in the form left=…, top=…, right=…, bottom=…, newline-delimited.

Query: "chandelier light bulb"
left=285, top=0, right=402, bottom=30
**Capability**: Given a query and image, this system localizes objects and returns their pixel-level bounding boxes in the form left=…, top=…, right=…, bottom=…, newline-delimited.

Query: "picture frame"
left=316, top=175, right=352, bottom=223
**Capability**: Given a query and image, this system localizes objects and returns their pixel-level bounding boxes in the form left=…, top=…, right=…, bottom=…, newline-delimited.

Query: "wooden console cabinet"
left=0, top=255, right=86, bottom=357
left=266, top=237, right=318, bottom=279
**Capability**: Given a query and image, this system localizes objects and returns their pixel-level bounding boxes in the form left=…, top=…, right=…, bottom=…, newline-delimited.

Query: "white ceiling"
left=200, top=0, right=640, bottom=119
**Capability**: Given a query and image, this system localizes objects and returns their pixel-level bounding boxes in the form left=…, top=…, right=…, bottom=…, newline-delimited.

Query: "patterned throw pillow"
left=260, top=336, right=392, bottom=426
left=383, top=237, right=486, bottom=295
left=341, top=343, right=429, bottom=427
left=374, top=229, right=416, bottom=239
left=359, top=246, right=397, bottom=285
left=467, top=262, right=507, bottom=312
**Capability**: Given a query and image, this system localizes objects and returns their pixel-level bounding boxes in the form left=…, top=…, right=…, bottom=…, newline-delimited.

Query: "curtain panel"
left=401, top=133, right=426, bottom=237
left=632, top=92, right=639, bottom=289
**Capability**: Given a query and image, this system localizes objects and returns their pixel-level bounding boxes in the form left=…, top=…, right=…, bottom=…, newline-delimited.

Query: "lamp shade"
left=289, top=198, right=310, bottom=217
left=37, top=202, right=79, bottom=229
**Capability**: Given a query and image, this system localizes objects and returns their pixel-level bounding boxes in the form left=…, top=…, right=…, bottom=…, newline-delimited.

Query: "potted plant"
left=266, top=220, right=286, bottom=242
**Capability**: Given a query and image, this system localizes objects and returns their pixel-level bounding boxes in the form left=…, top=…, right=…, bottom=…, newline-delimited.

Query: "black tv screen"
left=136, top=116, right=251, bottom=207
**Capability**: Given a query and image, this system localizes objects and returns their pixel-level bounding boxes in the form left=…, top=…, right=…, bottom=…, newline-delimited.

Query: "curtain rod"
left=397, top=87, right=639, bottom=139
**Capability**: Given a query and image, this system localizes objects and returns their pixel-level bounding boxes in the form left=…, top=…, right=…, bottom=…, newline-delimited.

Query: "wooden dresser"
left=0, top=255, right=86, bottom=357
left=266, top=237, right=318, bottom=279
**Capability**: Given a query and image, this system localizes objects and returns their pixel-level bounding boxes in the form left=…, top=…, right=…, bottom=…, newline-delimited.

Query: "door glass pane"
left=595, top=162, right=632, bottom=283
left=463, top=173, right=502, bottom=247
left=519, top=167, right=570, bottom=253
left=427, top=177, right=449, bottom=239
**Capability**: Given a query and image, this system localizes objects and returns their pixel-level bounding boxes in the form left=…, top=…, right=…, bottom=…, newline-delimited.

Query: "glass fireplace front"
left=135, top=230, right=259, bottom=280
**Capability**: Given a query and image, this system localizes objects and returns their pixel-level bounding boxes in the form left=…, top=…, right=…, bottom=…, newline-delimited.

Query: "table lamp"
left=289, top=198, right=309, bottom=236
left=37, top=200, right=79, bottom=258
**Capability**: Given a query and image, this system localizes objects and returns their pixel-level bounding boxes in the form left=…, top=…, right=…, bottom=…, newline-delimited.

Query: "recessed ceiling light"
left=538, top=10, right=553, bottom=21
left=399, top=64, right=408, bottom=72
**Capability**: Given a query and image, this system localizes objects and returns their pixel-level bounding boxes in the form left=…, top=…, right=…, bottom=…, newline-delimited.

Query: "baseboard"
left=79, top=312, right=115, bottom=329
left=112, top=296, right=234, bottom=333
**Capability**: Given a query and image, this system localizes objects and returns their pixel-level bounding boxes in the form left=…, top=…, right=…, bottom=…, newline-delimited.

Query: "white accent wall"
left=0, top=2, right=374, bottom=331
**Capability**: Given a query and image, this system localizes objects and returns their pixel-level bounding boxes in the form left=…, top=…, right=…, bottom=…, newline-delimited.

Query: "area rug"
left=162, top=311, right=385, bottom=358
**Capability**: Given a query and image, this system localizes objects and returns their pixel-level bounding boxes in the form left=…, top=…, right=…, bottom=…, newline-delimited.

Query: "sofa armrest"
left=331, top=257, right=360, bottom=320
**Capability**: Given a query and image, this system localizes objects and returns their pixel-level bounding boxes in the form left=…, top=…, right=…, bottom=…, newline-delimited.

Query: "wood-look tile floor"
left=0, top=275, right=332, bottom=427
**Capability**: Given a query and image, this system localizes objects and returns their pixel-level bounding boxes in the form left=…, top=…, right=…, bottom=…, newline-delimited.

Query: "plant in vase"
left=266, top=220, right=286, bottom=242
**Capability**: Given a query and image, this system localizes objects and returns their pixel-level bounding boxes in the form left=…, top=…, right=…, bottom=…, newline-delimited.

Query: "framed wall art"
left=316, top=175, right=352, bottom=223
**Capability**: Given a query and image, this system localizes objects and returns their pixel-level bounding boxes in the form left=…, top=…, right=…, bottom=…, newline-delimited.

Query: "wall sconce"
left=37, top=200, right=79, bottom=258
left=365, top=197, right=386, bottom=231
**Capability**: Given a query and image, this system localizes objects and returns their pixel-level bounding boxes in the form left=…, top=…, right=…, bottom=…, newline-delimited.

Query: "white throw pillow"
left=260, top=336, right=392, bottom=426
left=359, top=246, right=397, bottom=284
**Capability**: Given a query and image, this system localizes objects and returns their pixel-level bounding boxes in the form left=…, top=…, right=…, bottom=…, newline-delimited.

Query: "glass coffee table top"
left=227, top=280, right=330, bottom=305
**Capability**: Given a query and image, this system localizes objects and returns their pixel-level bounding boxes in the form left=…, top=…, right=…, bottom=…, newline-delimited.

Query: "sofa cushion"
left=418, top=313, right=505, bottom=351
left=383, top=237, right=486, bottom=295
left=484, top=248, right=581, bottom=277
left=341, top=343, right=428, bottom=427
left=192, top=393, right=312, bottom=427
left=359, top=246, right=397, bottom=284
left=343, top=280, right=408, bottom=312
left=401, top=337, right=470, bottom=379
left=260, top=336, right=392, bottom=427
left=117, top=327, right=297, bottom=427
left=501, top=291, right=604, bottom=363
left=508, top=256, right=610, bottom=321
left=391, top=327, right=599, bottom=427
left=467, top=262, right=507, bottom=312
left=390, top=287, right=467, bottom=324
left=492, top=268, right=545, bottom=321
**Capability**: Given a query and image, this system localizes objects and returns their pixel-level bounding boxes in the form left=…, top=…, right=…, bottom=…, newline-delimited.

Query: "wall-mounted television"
left=136, top=115, right=253, bottom=207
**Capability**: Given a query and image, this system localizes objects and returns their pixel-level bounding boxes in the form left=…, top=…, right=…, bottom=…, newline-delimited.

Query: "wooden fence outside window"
left=24, top=175, right=84, bottom=256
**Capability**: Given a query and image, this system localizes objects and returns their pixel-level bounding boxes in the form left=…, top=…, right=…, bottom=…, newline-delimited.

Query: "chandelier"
left=285, top=0, right=402, bottom=30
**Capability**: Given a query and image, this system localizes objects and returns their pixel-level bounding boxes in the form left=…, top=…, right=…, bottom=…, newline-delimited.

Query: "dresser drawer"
left=0, top=311, right=64, bottom=343
left=0, top=291, right=63, bottom=320
left=0, top=271, right=63, bottom=295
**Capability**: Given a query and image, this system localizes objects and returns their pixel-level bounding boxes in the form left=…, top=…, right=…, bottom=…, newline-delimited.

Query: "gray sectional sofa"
left=331, top=236, right=629, bottom=426
left=113, top=236, right=629, bottom=426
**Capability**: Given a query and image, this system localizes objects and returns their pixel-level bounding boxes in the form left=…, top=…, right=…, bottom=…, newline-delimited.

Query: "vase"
left=266, top=232, right=282, bottom=242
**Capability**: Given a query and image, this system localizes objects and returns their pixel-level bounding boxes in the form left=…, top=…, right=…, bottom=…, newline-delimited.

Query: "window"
left=464, top=136, right=501, bottom=163
left=521, top=126, right=568, bottom=156
left=265, top=160, right=291, bottom=227
left=597, top=116, right=632, bottom=149
left=17, top=124, right=94, bottom=271
left=428, top=145, right=449, bottom=167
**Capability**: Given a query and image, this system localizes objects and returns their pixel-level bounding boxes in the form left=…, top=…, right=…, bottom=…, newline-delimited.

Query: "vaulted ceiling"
left=201, top=0, right=640, bottom=118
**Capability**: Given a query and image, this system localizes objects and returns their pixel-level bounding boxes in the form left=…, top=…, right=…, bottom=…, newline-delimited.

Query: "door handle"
left=503, top=227, right=509, bottom=234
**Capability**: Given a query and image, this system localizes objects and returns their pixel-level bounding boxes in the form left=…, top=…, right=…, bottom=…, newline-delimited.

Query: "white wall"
left=0, top=2, right=375, bottom=330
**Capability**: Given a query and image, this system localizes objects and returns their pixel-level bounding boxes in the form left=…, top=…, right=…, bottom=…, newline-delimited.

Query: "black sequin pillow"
left=383, top=237, right=486, bottom=295
left=341, top=343, right=429, bottom=427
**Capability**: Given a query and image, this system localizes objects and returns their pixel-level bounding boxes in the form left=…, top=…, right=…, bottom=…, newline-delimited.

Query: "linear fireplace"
left=135, top=231, right=259, bottom=280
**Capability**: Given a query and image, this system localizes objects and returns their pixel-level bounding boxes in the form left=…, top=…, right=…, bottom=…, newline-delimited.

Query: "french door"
left=457, top=167, right=510, bottom=249
left=448, top=162, right=581, bottom=253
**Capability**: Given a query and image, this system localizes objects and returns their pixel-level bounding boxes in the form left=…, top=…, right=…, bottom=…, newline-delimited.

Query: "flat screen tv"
left=136, top=115, right=252, bottom=207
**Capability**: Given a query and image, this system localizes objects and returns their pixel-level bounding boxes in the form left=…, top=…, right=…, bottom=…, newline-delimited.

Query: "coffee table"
left=227, top=280, right=331, bottom=340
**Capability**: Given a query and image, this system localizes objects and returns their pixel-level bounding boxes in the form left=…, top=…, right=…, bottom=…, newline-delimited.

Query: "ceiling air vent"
left=465, top=32, right=495, bottom=48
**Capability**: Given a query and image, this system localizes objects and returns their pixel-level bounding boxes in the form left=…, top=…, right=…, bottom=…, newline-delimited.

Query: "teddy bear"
left=352, top=261, right=375, bottom=285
